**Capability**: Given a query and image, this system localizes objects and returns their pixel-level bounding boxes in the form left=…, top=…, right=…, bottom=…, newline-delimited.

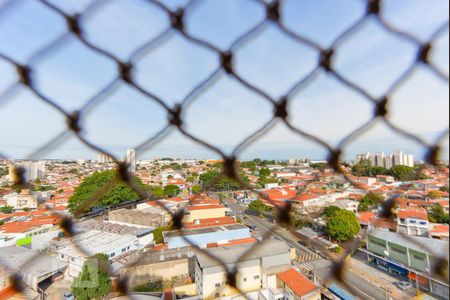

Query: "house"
left=182, top=205, right=226, bottom=223
left=3, top=189, right=50, bottom=210
left=194, top=239, right=292, bottom=299
left=274, top=268, right=321, bottom=300
left=396, top=208, right=429, bottom=237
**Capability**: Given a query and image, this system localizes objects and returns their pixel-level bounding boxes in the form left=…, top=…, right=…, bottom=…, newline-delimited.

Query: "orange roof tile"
left=186, top=205, right=224, bottom=211
left=277, top=269, right=318, bottom=297
left=397, top=208, right=428, bottom=221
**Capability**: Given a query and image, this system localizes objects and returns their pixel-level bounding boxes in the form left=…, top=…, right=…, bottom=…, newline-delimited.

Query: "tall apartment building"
left=97, top=153, right=113, bottom=163
left=9, top=160, right=46, bottom=182
left=126, top=149, right=136, bottom=173
left=356, top=151, right=414, bottom=169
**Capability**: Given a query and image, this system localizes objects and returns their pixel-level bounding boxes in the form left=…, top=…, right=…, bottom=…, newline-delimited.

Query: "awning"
left=408, top=273, right=428, bottom=285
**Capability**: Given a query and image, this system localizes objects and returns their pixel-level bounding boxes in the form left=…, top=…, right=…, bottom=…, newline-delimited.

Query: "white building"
left=126, top=149, right=136, bottom=173
left=356, top=151, right=414, bottom=168
left=9, top=161, right=45, bottom=182
left=56, top=230, right=138, bottom=276
left=194, top=239, right=292, bottom=299
left=3, top=189, right=50, bottom=210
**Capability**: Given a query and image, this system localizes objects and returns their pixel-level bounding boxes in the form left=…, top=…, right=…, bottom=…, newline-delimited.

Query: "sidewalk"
left=347, top=256, right=414, bottom=300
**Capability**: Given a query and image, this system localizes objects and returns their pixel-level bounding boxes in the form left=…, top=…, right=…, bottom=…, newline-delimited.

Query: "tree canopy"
left=248, top=200, right=271, bottom=213
left=71, top=253, right=111, bottom=300
left=164, top=185, right=180, bottom=197
left=428, top=191, right=441, bottom=199
left=68, top=170, right=142, bottom=214
left=326, top=209, right=361, bottom=242
left=199, top=170, right=248, bottom=191
left=358, top=192, right=384, bottom=212
left=322, top=206, right=341, bottom=219
left=428, top=204, right=449, bottom=224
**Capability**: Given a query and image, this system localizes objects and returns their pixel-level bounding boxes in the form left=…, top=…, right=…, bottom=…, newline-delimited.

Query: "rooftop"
left=277, top=268, right=318, bottom=297
left=195, top=239, right=290, bottom=268
left=369, top=229, right=449, bottom=258
left=164, top=223, right=247, bottom=238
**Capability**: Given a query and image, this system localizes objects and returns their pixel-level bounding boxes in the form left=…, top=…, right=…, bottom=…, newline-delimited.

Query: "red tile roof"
left=184, top=217, right=236, bottom=229
left=186, top=205, right=224, bottom=211
left=397, top=208, right=428, bottom=221
left=277, top=268, right=318, bottom=297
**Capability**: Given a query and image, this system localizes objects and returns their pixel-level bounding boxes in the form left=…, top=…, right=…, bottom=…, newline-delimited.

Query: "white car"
left=397, top=281, right=413, bottom=290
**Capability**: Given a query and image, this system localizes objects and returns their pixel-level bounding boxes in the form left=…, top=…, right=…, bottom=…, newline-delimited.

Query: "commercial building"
left=56, top=230, right=138, bottom=276
left=0, top=246, right=67, bottom=292
left=163, top=224, right=251, bottom=249
left=126, top=148, right=137, bottom=173
left=366, top=230, right=449, bottom=299
left=194, top=239, right=292, bottom=299
left=108, top=208, right=169, bottom=227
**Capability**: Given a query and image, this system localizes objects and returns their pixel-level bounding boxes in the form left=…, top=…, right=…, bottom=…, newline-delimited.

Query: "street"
left=221, top=197, right=413, bottom=300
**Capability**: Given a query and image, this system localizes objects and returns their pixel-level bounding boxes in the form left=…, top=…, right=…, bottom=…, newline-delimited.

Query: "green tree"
left=153, top=225, right=173, bottom=244
left=72, top=253, right=111, bottom=300
left=259, top=167, right=271, bottom=177
left=0, top=167, right=8, bottom=177
left=191, top=185, right=202, bottom=194
left=428, top=204, right=450, bottom=224
left=440, top=186, right=449, bottom=193
left=326, top=210, right=361, bottom=242
left=248, top=200, right=271, bottom=213
left=146, top=186, right=164, bottom=198
left=68, top=170, right=143, bottom=214
left=199, top=170, right=248, bottom=191
left=358, top=192, right=384, bottom=212
left=164, top=185, right=180, bottom=197
left=0, top=205, right=14, bottom=214
left=310, top=163, right=330, bottom=171
left=322, top=206, right=341, bottom=219
left=388, top=165, right=415, bottom=181
left=428, top=191, right=441, bottom=199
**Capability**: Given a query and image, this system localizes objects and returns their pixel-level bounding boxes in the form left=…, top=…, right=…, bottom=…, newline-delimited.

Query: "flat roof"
left=0, top=246, right=67, bottom=278
left=164, top=223, right=247, bottom=238
left=58, top=230, right=136, bottom=258
left=195, top=239, right=290, bottom=268
left=369, top=229, right=449, bottom=258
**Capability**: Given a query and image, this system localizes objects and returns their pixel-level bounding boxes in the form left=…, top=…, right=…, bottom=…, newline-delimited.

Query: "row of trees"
left=352, top=160, right=429, bottom=181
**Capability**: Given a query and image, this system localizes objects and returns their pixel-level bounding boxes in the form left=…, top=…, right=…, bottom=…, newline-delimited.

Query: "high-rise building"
left=97, top=153, right=113, bottom=163
left=126, top=149, right=136, bottom=173
left=355, top=151, right=414, bottom=169
left=11, top=161, right=46, bottom=182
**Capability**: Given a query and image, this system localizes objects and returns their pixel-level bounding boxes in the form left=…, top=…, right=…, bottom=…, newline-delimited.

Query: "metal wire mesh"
left=0, top=0, right=449, bottom=299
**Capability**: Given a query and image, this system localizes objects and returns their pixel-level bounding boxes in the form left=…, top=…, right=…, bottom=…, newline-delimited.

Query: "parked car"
left=63, top=293, right=75, bottom=300
left=397, top=281, right=413, bottom=290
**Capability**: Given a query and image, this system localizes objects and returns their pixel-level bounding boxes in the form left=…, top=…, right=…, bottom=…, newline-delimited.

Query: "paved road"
left=221, top=198, right=393, bottom=300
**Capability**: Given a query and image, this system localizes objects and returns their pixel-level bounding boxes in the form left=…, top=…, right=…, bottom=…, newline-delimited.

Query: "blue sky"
left=0, top=0, right=448, bottom=161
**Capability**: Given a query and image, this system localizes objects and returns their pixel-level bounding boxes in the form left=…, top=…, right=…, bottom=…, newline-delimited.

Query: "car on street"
left=63, top=293, right=75, bottom=300
left=397, top=281, right=413, bottom=290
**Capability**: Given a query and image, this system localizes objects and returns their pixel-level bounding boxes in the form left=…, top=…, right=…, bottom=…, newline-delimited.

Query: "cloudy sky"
left=0, top=0, right=448, bottom=161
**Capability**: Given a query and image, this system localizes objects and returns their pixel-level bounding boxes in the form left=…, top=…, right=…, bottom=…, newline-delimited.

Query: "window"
left=110, top=252, right=115, bottom=258
left=122, top=248, right=126, bottom=252
left=409, top=220, right=417, bottom=223
left=243, top=277, right=247, bottom=282
left=215, top=283, right=220, bottom=288
left=215, top=293, right=220, bottom=299
left=254, top=275, right=259, bottom=280
left=413, top=255, right=425, bottom=261
left=71, top=258, right=75, bottom=262
left=127, top=246, right=130, bottom=250
left=390, top=245, right=406, bottom=255
left=60, top=254, right=65, bottom=259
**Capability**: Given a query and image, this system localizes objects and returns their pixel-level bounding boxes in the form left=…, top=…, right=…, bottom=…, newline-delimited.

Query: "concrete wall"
left=387, top=242, right=409, bottom=265
left=367, top=236, right=387, bottom=256
left=183, top=208, right=226, bottom=223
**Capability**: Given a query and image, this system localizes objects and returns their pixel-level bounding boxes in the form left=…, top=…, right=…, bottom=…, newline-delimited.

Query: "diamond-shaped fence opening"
left=0, top=0, right=448, bottom=299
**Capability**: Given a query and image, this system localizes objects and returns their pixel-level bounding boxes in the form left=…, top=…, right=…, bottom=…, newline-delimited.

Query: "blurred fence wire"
left=0, top=0, right=449, bottom=299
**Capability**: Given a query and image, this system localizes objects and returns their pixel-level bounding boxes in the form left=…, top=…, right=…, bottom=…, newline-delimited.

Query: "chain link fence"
left=0, top=0, right=449, bottom=299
